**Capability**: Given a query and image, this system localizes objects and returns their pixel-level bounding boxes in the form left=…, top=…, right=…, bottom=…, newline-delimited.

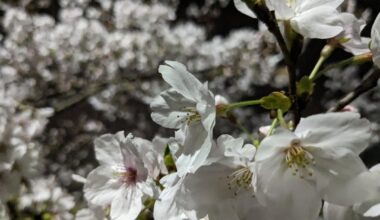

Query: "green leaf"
left=260, top=92, right=291, bottom=112
left=296, top=76, right=314, bottom=97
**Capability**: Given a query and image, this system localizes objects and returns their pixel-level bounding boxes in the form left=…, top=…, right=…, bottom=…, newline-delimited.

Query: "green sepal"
left=260, top=92, right=291, bottom=112
left=164, top=144, right=176, bottom=172
left=296, top=76, right=314, bottom=97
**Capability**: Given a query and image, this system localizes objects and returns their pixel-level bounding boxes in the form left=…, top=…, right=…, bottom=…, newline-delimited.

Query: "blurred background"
left=0, top=0, right=380, bottom=217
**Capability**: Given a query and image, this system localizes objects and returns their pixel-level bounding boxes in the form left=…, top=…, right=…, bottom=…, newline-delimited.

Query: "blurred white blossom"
left=84, top=132, right=161, bottom=220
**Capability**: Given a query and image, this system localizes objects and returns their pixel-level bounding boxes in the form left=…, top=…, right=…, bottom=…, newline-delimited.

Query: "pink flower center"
left=114, top=166, right=138, bottom=185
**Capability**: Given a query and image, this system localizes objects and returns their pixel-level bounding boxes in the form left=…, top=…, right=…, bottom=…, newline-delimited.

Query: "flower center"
left=182, top=107, right=201, bottom=125
left=284, top=139, right=315, bottom=178
left=227, top=167, right=253, bottom=196
left=114, top=166, right=138, bottom=185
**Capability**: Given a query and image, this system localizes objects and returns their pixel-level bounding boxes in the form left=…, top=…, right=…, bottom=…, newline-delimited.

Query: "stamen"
left=284, top=139, right=315, bottom=179
left=181, top=107, right=201, bottom=125
left=226, top=167, right=254, bottom=196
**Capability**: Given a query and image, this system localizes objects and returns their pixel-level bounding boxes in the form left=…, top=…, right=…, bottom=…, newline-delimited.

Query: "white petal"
left=176, top=123, right=212, bottom=175
left=371, top=14, right=380, bottom=68
left=159, top=61, right=204, bottom=101
left=176, top=164, right=236, bottom=219
left=337, top=13, right=371, bottom=55
left=94, top=132, right=124, bottom=166
left=233, top=0, right=256, bottom=18
left=296, top=112, right=371, bottom=154
left=323, top=202, right=355, bottom=220
left=120, top=138, right=149, bottom=181
left=363, top=203, right=380, bottom=217
left=310, top=147, right=371, bottom=205
left=235, top=192, right=271, bottom=220
left=216, top=134, right=256, bottom=167
left=150, top=89, right=196, bottom=129
left=110, top=187, right=143, bottom=220
left=296, top=0, right=344, bottom=12
left=343, top=37, right=371, bottom=55
left=267, top=0, right=295, bottom=19
left=214, top=94, right=229, bottom=106
left=134, top=137, right=166, bottom=178
left=256, top=128, right=296, bottom=162
left=84, top=166, right=123, bottom=206
left=196, top=100, right=216, bottom=134
left=353, top=199, right=380, bottom=218
left=291, top=6, right=343, bottom=39
left=152, top=136, right=170, bottom=175
left=256, top=156, right=322, bottom=220
left=154, top=177, right=190, bottom=220
left=217, top=135, right=244, bottom=155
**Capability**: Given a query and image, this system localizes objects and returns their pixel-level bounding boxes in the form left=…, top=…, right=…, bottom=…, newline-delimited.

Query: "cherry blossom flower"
left=154, top=135, right=270, bottom=220
left=234, top=0, right=345, bottom=39
left=267, top=0, right=343, bottom=39
left=254, top=112, right=374, bottom=220
left=151, top=61, right=216, bottom=174
left=336, top=13, right=371, bottom=55
left=84, top=132, right=160, bottom=220
left=19, top=176, right=75, bottom=220
left=267, top=0, right=344, bottom=39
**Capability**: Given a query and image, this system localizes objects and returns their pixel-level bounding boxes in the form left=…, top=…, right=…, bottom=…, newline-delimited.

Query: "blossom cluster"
left=78, top=60, right=380, bottom=220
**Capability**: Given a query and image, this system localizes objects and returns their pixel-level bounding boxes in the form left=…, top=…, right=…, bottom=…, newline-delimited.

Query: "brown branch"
left=245, top=0, right=300, bottom=126
left=328, top=69, right=380, bottom=112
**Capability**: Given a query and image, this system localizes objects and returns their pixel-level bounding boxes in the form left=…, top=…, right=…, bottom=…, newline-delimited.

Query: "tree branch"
left=328, top=69, right=380, bottom=112
left=245, top=0, right=300, bottom=126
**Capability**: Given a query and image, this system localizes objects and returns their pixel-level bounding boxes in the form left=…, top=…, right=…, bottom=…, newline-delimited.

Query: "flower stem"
left=314, top=52, right=373, bottom=80
left=309, top=44, right=336, bottom=81
left=226, top=99, right=263, bottom=111
left=268, top=118, right=278, bottom=136
left=277, top=109, right=288, bottom=129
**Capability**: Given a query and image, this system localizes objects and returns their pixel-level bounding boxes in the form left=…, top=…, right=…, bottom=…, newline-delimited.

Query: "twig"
left=328, top=69, right=380, bottom=112
left=245, top=0, right=300, bottom=126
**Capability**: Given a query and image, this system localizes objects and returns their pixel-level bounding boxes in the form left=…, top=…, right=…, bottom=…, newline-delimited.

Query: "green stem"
left=315, top=52, right=373, bottom=80
left=309, top=44, right=336, bottom=81
left=268, top=118, right=278, bottom=136
left=226, top=99, right=263, bottom=111
left=309, top=56, right=327, bottom=81
left=277, top=109, right=287, bottom=129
